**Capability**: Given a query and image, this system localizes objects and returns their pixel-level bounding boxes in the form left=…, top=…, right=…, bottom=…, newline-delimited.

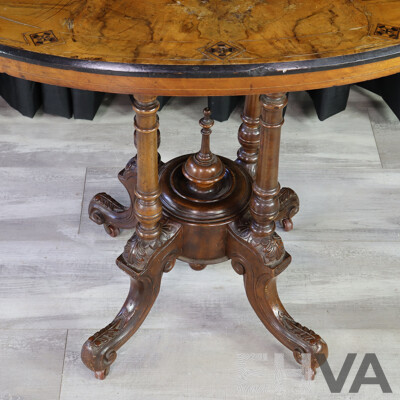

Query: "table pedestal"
left=81, top=94, right=328, bottom=380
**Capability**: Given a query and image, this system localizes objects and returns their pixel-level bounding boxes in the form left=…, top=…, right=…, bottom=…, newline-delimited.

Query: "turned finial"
left=182, top=108, right=225, bottom=191
left=198, top=107, right=214, bottom=162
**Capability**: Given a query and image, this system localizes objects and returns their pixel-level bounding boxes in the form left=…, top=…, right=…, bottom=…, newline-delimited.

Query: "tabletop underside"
left=0, top=0, right=400, bottom=72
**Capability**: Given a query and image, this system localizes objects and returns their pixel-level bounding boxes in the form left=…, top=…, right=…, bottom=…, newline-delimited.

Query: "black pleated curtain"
left=1, top=72, right=400, bottom=122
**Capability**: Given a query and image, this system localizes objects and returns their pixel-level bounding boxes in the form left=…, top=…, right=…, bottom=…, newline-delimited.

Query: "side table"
left=1, top=0, right=400, bottom=381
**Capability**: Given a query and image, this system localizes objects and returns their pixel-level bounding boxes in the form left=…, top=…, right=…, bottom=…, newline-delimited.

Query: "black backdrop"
left=1, top=73, right=399, bottom=122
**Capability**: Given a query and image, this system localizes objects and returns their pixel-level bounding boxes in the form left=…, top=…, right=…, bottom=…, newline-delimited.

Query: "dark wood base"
left=88, top=171, right=299, bottom=237
left=81, top=94, right=327, bottom=381
left=82, top=154, right=325, bottom=380
left=88, top=155, right=138, bottom=237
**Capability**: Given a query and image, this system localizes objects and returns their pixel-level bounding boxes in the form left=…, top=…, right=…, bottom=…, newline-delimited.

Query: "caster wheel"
left=94, top=368, right=109, bottom=380
left=281, top=218, right=293, bottom=232
left=104, top=224, right=121, bottom=237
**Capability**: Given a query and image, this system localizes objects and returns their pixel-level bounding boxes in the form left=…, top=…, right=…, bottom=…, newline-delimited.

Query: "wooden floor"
left=0, top=89, right=399, bottom=399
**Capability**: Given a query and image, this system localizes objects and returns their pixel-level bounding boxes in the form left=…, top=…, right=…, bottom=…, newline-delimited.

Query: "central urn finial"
left=182, top=108, right=225, bottom=191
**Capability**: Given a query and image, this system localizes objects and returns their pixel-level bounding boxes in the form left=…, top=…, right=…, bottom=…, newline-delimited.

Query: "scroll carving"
left=81, top=221, right=182, bottom=379
left=276, top=187, right=300, bottom=231
left=230, top=214, right=285, bottom=267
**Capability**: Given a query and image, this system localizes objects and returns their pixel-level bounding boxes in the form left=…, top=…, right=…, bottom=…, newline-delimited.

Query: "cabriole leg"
left=228, top=93, right=328, bottom=380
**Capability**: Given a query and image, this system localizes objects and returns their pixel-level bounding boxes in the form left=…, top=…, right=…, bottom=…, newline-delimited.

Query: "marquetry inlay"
left=202, top=41, right=242, bottom=60
left=375, top=23, right=400, bottom=40
left=28, top=31, right=59, bottom=46
left=1, top=0, right=400, bottom=67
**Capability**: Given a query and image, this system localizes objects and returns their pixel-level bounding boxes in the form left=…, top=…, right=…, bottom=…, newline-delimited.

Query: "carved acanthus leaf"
left=278, top=311, right=321, bottom=346
left=122, top=221, right=181, bottom=272
left=90, top=312, right=127, bottom=348
left=231, top=214, right=285, bottom=267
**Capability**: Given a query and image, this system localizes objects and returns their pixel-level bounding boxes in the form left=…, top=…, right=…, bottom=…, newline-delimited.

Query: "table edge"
left=1, top=49, right=400, bottom=95
left=1, top=43, right=400, bottom=78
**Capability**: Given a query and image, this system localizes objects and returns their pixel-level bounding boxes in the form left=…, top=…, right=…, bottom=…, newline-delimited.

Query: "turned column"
left=132, top=95, right=163, bottom=240
left=130, top=95, right=162, bottom=157
left=236, top=94, right=261, bottom=179
left=87, top=96, right=163, bottom=238
left=250, top=93, right=288, bottom=237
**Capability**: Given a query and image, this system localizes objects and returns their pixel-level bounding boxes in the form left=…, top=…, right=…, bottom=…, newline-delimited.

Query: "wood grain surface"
left=0, top=0, right=399, bottom=67
left=1, top=0, right=400, bottom=93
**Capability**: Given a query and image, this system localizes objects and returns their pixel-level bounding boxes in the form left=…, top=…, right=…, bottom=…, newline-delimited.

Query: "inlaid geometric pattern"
left=1, top=0, right=400, bottom=67
left=202, top=41, right=243, bottom=60
left=374, top=23, right=400, bottom=39
left=29, top=31, right=59, bottom=46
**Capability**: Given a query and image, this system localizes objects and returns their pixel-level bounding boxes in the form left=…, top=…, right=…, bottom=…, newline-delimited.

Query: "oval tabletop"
left=0, top=0, right=400, bottom=95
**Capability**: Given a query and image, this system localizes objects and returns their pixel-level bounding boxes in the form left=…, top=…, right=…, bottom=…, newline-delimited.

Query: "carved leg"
left=81, top=221, right=181, bottom=379
left=236, top=95, right=299, bottom=232
left=88, top=96, right=162, bottom=237
left=228, top=93, right=327, bottom=379
left=82, top=95, right=182, bottom=379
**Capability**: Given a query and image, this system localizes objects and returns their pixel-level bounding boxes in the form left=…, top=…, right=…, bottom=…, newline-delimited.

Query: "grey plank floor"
left=0, top=88, right=399, bottom=400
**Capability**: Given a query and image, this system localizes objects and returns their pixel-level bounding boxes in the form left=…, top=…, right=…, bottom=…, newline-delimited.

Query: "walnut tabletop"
left=0, top=0, right=400, bottom=94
